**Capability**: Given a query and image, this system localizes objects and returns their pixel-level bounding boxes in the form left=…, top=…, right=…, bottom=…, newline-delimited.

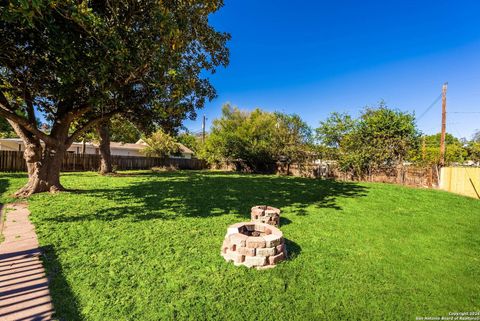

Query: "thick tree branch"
left=67, top=104, right=93, bottom=122
left=0, top=93, right=56, bottom=146
left=66, top=109, right=121, bottom=147
left=24, top=89, right=37, bottom=124
left=7, top=120, right=39, bottom=147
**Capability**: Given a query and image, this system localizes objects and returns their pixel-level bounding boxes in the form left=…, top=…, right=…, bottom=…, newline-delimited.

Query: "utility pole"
left=439, top=82, right=448, bottom=167
left=202, top=114, right=206, bottom=143
left=422, top=135, right=426, bottom=162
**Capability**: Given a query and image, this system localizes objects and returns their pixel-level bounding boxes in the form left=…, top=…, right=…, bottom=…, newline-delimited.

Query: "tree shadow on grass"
left=0, top=178, right=8, bottom=205
left=0, top=179, right=10, bottom=222
left=280, top=216, right=292, bottom=226
left=0, top=178, right=9, bottom=195
left=0, top=247, right=82, bottom=321
left=49, top=171, right=369, bottom=223
left=0, top=173, right=28, bottom=201
left=41, top=245, right=83, bottom=321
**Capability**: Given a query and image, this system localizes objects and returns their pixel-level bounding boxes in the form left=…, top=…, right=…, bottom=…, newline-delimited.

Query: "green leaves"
left=199, top=104, right=313, bottom=171
left=0, top=116, right=16, bottom=138
left=1, top=0, right=229, bottom=143
left=316, top=104, right=420, bottom=177
left=177, top=133, right=199, bottom=153
left=411, top=133, right=468, bottom=166
left=142, top=129, right=180, bottom=159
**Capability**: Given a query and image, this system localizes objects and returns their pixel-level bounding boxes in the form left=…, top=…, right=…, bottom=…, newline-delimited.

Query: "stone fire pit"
left=221, top=222, right=287, bottom=269
left=251, top=205, right=280, bottom=227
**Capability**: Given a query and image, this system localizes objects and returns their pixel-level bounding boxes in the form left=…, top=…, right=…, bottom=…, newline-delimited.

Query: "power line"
left=417, top=93, right=442, bottom=121
left=448, top=112, right=480, bottom=114
left=448, top=121, right=468, bottom=140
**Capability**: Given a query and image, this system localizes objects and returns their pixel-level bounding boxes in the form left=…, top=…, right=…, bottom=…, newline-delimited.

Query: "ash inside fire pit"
left=238, top=226, right=268, bottom=237
left=221, top=222, right=287, bottom=269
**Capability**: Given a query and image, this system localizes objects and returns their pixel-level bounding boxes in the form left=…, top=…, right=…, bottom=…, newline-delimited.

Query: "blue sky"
left=184, top=0, right=480, bottom=139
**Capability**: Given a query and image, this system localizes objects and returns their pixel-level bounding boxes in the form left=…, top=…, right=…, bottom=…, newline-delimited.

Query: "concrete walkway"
left=0, top=203, right=54, bottom=321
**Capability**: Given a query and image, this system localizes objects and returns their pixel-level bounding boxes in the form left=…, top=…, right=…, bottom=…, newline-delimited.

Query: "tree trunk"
left=97, top=121, right=113, bottom=175
left=14, top=144, right=66, bottom=197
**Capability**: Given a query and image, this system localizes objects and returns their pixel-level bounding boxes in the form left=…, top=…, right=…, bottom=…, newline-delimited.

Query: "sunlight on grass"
left=1, top=171, right=479, bottom=320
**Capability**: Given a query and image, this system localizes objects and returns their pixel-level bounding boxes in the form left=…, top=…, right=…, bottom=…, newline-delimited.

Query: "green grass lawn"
left=1, top=171, right=479, bottom=321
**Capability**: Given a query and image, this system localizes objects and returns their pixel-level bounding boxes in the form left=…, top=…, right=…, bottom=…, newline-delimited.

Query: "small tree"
left=141, top=130, right=180, bottom=159
left=274, top=113, right=313, bottom=173
left=316, top=112, right=356, bottom=160
left=316, top=112, right=356, bottom=148
left=201, top=104, right=277, bottom=171
left=466, top=130, right=480, bottom=163
left=411, top=133, right=468, bottom=166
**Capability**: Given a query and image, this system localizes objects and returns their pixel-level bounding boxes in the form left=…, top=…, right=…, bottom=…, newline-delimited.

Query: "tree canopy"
left=410, top=133, right=468, bottom=166
left=316, top=103, right=420, bottom=177
left=200, top=104, right=313, bottom=172
left=273, top=112, right=313, bottom=164
left=177, top=132, right=200, bottom=153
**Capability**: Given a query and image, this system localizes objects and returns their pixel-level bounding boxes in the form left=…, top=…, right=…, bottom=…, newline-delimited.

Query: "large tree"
left=0, top=1, right=229, bottom=195
left=273, top=112, right=313, bottom=171
left=78, top=115, right=142, bottom=174
left=105, top=117, right=142, bottom=144
left=315, top=112, right=355, bottom=159
left=316, top=103, right=420, bottom=177
left=201, top=105, right=277, bottom=171
left=200, top=105, right=313, bottom=172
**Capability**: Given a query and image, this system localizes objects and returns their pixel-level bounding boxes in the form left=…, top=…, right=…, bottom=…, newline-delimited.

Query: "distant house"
left=0, top=138, right=99, bottom=154
left=0, top=138, right=195, bottom=159
left=135, top=139, right=194, bottom=159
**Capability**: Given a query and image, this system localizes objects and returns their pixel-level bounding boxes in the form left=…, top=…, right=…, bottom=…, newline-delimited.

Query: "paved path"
left=0, top=203, right=55, bottom=321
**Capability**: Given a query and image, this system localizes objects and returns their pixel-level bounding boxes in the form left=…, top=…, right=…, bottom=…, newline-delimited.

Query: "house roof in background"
left=0, top=138, right=194, bottom=154
left=135, top=139, right=193, bottom=154
left=109, top=142, right=146, bottom=150
left=177, top=143, right=194, bottom=154
left=0, top=138, right=96, bottom=147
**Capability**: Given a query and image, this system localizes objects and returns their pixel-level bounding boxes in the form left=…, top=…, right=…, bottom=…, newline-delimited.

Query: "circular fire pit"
left=251, top=205, right=280, bottom=227
left=221, top=222, right=287, bottom=269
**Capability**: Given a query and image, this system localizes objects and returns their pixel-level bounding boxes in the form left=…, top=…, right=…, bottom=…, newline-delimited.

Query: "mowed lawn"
left=1, top=171, right=479, bottom=321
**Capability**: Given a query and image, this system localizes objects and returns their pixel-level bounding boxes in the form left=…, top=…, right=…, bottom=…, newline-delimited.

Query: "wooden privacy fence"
left=219, top=160, right=438, bottom=188
left=0, top=150, right=207, bottom=172
left=276, top=162, right=438, bottom=188
left=440, top=167, right=480, bottom=199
